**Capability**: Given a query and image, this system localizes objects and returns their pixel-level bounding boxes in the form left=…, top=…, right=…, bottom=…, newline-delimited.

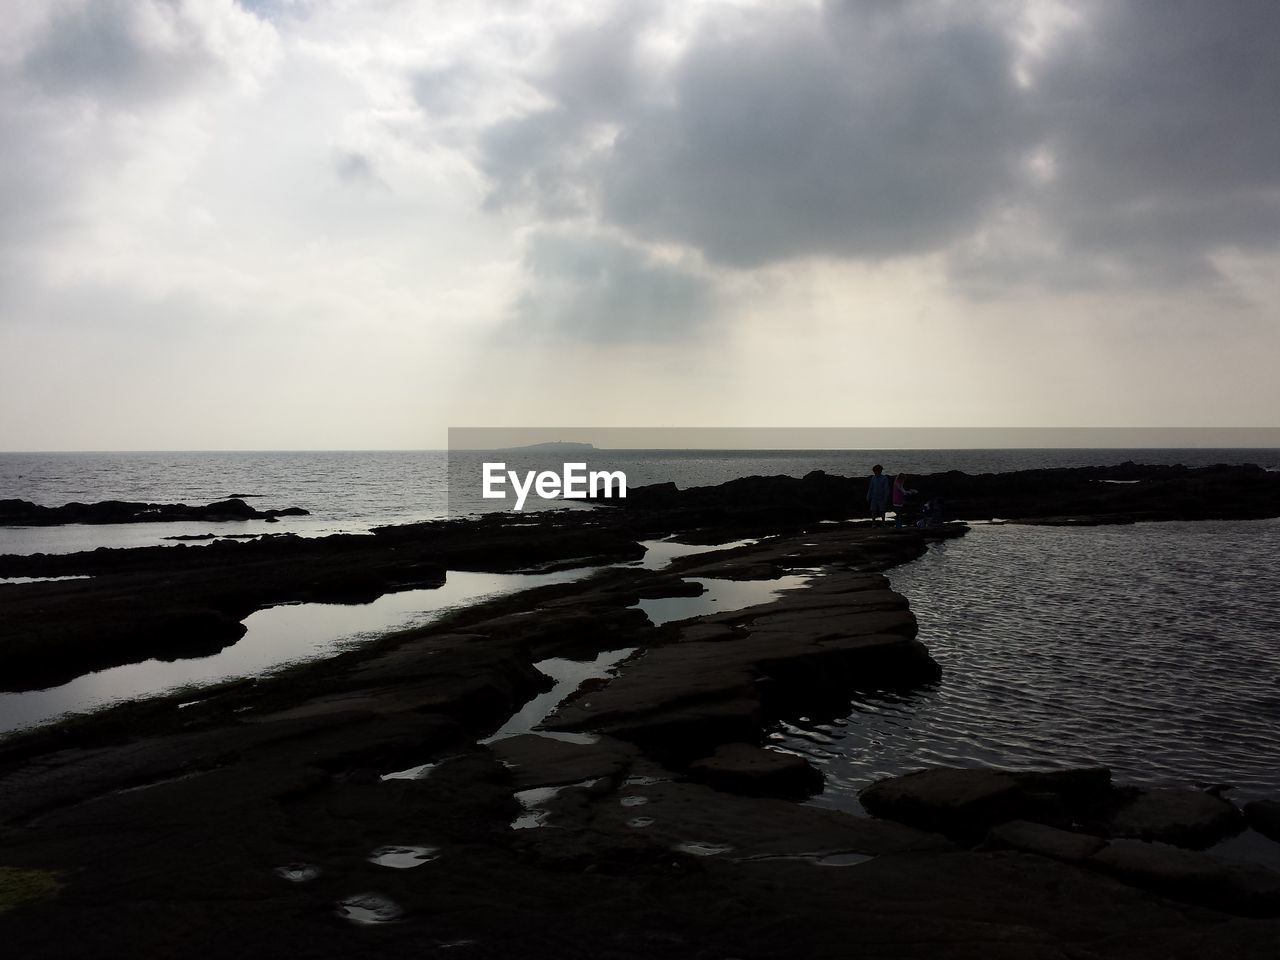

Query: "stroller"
left=916, top=498, right=945, bottom=529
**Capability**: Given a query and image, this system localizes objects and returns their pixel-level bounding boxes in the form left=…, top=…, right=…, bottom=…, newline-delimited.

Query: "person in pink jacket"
left=892, top=474, right=917, bottom=528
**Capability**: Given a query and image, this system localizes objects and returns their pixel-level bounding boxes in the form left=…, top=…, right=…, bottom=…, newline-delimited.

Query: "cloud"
left=412, top=63, right=477, bottom=119
left=474, top=0, right=1280, bottom=298
left=0, top=0, right=278, bottom=274
left=478, top=2, right=1035, bottom=269
left=511, top=228, right=714, bottom=343
left=20, top=0, right=277, bottom=104
left=332, top=150, right=385, bottom=188
left=953, top=0, right=1280, bottom=293
left=474, top=1, right=1036, bottom=339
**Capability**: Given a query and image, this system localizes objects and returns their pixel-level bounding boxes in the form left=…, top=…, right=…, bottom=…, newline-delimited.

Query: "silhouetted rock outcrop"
left=0, top=497, right=309, bottom=526
left=858, top=767, right=1114, bottom=842
left=689, top=741, right=825, bottom=798
left=860, top=767, right=1247, bottom=850
left=1246, top=799, right=1280, bottom=843
left=605, top=461, right=1280, bottom=524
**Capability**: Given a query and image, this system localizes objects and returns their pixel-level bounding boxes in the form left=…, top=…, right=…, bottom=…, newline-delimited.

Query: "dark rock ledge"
left=602, top=461, right=1280, bottom=525
left=860, top=766, right=1280, bottom=918
left=0, top=497, right=309, bottom=526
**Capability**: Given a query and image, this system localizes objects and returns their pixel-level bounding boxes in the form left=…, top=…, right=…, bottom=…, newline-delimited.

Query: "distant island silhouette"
left=506, top=441, right=597, bottom=451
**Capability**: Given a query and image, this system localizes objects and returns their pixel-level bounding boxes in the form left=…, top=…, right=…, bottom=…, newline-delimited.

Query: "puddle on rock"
left=673, top=841, right=734, bottom=857
left=0, top=575, right=93, bottom=585
left=534, top=731, right=599, bottom=745
left=368, top=845, right=441, bottom=869
left=337, top=892, right=404, bottom=925
left=626, top=817, right=655, bottom=828
left=510, top=779, right=601, bottom=830
left=380, top=762, right=437, bottom=781
left=511, top=786, right=563, bottom=830
left=633, top=574, right=813, bottom=626
left=619, top=795, right=649, bottom=807
left=814, top=852, right=874, bottom=867
left=734, top=850, right=875, bottom=868
left=274, top=863, right=320, bottom=883
left=633, top=537, right=759, bottom=571
left=512, top=809, right=551, bottom=830
left=482, top=648, right=636, bottom=745
left=0, top=567, right=595, bottom=736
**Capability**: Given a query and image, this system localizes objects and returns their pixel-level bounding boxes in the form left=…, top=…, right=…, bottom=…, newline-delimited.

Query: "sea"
left=2, top=448, right=1279, bottom=829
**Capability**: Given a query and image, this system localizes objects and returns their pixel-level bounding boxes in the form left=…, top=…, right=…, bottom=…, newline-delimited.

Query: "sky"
left=1, top=0, right=1278, bottom=451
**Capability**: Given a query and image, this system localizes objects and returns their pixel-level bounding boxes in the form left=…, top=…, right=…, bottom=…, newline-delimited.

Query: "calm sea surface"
left=777, top=520, right=1280, bottom=806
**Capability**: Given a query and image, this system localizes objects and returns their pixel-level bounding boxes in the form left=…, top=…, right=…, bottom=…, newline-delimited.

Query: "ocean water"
left=3, top=447, right=1278, bottom=555
left=0, top=450, right=449, bottom=554
left=777, top=519, right=1280, bottom=804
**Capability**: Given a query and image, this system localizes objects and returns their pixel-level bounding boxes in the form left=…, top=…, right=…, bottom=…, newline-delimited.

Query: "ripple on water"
left=778, top=521, right=1280, bottom=807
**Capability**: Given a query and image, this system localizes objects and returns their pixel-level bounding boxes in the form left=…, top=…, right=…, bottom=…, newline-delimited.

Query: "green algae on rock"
left=0, top=867, right=62, bottom=914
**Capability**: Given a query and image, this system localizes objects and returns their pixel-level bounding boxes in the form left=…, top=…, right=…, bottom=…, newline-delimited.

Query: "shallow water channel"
left=0, top=536, right=763, bottom=736
left=0, top=568, right=591, bottom=735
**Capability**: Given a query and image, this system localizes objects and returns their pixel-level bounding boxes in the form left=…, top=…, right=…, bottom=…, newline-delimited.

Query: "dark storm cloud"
left=480, top=1, right=1033, bottom=268
left=958, top=0, right=1280, bottom=290
left=602, top=4, right=1032, bottom=267
left=537, top=3, right=647, bottom=119
left=478, top=0, right=1280, bottom=296
left=1040, top=0, right=1280, bottom=201
left=511, top=229, right=713, bottom=343
left=479, top=107, right=593, bottom=217
left=474, top=6, right=658, bottom=219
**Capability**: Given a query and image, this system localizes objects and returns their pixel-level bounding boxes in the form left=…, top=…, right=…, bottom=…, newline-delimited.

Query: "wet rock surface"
left=859, top=767, right=1115, bottom=843
left=1107, top=785, right=1245, bottom=848
left=1245, top=799, right=1280, bottom=844
left=688, top=741, right=825, bottom=798
left=1090, top=840, right=1280, bottom=917
left=982, top=819, right=1109, bottom=863
left=859, top=766, right=1280, bottom=918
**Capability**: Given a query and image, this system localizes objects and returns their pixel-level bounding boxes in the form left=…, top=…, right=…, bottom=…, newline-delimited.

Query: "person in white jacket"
left=866, top=464, right=891, bottom=524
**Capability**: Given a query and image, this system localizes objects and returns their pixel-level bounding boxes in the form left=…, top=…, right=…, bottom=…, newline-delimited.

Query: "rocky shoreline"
left=0, top=497, right=310, bottom=526
left=2, top=464, right=1280, bottom=957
